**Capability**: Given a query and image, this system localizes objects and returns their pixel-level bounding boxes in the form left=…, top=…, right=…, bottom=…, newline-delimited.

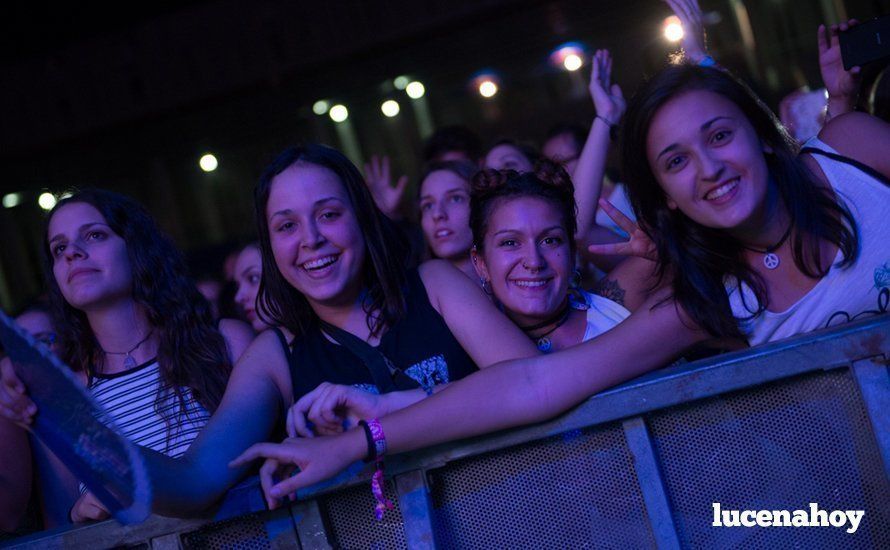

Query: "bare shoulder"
left=418, top=259, right=480, bottom=313
left=816, top=112, right=890, bottom=178
left=232, top=328, right=293, bottom=402
left=218, top=318, right=255, bottom=363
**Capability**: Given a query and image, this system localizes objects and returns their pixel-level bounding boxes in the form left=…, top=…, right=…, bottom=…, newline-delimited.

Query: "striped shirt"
left=89, top=358, right=210, bottom=458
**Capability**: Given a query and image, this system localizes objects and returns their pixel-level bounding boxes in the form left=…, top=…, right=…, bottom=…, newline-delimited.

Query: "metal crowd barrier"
left=5, top=315, right=889, bottom=549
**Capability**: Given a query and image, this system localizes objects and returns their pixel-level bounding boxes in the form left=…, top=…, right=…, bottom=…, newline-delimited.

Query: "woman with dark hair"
left=469, top=162, right=638, bottom=354
left=483, top=139, right=539, bottom=172
left=233, top=242, right=271, bottom=333
left=614, top=34, right=889, bottom=343
left=418, top=159, right=478, bottom=281
left=7, top=189, right=253, bottom=522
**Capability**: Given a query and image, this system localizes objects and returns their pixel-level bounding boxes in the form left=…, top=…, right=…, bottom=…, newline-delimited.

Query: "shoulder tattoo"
left=592, top=277, right=626, bottom=307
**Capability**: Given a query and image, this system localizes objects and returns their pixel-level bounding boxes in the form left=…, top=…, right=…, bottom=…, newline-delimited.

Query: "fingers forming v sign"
left=587, top=199, right=658, bottom=261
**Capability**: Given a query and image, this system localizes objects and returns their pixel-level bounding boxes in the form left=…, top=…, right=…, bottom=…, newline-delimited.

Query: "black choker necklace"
left=740, top=224, right=793, bottom=270
left=520, top=300, right=572, bottom=353
left=99, top=330, right=153, bottom=370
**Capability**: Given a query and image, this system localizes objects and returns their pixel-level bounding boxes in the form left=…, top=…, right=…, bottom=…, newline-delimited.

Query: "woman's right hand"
left=0, top=357, right=36, bottom=426
left=587, top=199, right=658, bottom=261
left=286, top=382, right=384, bottom=438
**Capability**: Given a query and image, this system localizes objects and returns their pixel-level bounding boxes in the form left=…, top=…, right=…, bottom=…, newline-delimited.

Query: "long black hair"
left=254, top=144, right=410, bottom=339
left=43, top=189, right=232, bottom=421
left=621, top=65, right=858, bottom=339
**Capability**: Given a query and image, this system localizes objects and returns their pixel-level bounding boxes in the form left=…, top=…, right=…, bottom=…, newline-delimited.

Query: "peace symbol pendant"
left=763, top=253, right=780, bottom=270
left=536, top=336, right=552, bottom=353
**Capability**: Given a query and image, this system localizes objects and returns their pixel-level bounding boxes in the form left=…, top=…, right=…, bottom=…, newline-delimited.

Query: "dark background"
left=2, top=0, right=888, bottom=311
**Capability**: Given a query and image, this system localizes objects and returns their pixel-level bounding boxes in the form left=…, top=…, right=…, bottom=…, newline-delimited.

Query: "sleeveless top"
left=726, top=137, right=890, bottom=346
left=579, top=290, right=631, bottom=343
left=280, top=269, right=478, bottom=399
left=89, top=359, right=210, bottom=458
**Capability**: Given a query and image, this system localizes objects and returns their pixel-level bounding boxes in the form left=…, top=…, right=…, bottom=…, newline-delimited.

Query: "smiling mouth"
left=301, top=254, right=339, bottom=272
left=511, top=278, right=551, bottom=289
left=434, top=229, right=453, bottom=239
left=704, top=178, right=739, bottom=201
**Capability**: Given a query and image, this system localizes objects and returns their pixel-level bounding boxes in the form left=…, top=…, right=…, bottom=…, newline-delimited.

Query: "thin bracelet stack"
left=359, top=418, right=394, bottom=520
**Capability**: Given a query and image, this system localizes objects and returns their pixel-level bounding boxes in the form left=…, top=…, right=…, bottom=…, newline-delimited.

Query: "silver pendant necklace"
left=99, top=330, right=153, bottom=370
left=741, top=224, right=792, bottom=271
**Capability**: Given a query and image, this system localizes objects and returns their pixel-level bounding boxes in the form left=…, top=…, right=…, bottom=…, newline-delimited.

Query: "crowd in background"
left=1, top=0, right=889, bottom=535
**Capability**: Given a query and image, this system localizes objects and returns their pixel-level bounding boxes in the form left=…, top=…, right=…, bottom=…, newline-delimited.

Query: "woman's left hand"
left=587, top=199, right=658, bottom=261
left=818, top=20, right=861, bottom=119
left=589, top=49, right=625, bottom=127
left=230, top=431, right=365, bottom=508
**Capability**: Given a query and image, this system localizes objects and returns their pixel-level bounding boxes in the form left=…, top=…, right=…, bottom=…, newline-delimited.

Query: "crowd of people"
left=1, top=0, right=888, bottom=533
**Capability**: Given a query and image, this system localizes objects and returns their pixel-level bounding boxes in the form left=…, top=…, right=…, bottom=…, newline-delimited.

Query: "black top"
left=277, top=269, right=478, bottom=400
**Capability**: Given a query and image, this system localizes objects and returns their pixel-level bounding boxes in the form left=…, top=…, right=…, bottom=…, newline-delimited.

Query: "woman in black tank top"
left=251, top=144, right=537, bottom=437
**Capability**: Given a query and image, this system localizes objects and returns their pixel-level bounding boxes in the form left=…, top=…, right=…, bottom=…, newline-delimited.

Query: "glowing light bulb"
left=478, top=80, right=498, bottom=98
left=664, top=16, right=684, bottom=42
left=199, top=154, right=218, bottom=172
left=38, top=192, right=57, bottom=211
left=381, top=100, right=400, bottom=117
left=312, top=100, right=330, bottom=115
left=393, top=76, right=410, bottom=90
left=2, top=193, right=22, bottom=209
left=406, top=81, right=425, bottom=99
left=563, top=53, right=583, bottom=71
left=329, top=104, right=349, bottom=122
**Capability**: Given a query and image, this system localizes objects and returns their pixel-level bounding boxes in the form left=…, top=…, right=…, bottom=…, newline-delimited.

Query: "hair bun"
left=532, top=159, right=575, bottom=195
left=471, top=168, right=514, bottom=195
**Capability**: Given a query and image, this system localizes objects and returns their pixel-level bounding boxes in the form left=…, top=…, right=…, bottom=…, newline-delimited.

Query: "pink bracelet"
left=361, top=419, right=394, bottom=520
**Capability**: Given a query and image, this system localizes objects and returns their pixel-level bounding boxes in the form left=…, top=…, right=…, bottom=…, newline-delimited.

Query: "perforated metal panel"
left=179, top=512, right=271, bottom=550
left=319, top=479, right=407, bottom=549
left=428, top=424, right=655, bottom=549
left=648, top=369, right=890, bottom=549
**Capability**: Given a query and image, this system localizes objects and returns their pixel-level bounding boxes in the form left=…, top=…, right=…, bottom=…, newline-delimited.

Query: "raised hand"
left=286, top=382, right=383, bottom=438
left=589, top=49, right=625, bottom=126
left=587, top=199, right=658, bottom=261
left=818, top=20, right=861, bottom=120
left=363, top=155, right=409, bottom=220
left=664, top=0, right=708, bottom=63
left=230, top=431, right=364, bottom=508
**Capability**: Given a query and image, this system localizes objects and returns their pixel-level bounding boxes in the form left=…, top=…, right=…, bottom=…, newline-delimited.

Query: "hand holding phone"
left=840, top=14, right=890, bottom=70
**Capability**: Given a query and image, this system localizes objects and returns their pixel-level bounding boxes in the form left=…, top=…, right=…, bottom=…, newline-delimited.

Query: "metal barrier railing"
left=5, top=315, right=889, bottom=549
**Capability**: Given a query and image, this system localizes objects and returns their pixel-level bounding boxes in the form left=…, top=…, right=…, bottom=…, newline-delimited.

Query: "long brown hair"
left=621, top=65, right=858, bottom=339
left=43, top=189, right=231, bottom=426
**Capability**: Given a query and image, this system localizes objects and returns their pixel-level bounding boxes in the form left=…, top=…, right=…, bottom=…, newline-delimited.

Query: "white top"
left=578, top=290, right=631, bottom=342
left=90, top=359, right=210, bottom=458
left=726, top=137, right=890, bottom=346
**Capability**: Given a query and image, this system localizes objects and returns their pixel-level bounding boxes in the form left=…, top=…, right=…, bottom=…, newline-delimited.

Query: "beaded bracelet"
left=360, top=419, right=394, bottom=520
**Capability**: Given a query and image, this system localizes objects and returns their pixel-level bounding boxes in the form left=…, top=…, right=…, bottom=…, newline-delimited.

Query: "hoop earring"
left=480, top=278, right=493, bottom=295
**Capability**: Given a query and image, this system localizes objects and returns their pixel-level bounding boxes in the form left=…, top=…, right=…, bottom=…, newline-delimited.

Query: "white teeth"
left=514, top=280, right=547, bottom=288
left=705, top=179, right=738, bottom=200
left=435, top=229, right=451, bottom=238
left=302, top=255, right=338, bottom=270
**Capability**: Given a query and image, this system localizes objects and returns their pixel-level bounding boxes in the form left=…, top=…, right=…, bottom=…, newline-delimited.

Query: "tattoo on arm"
left=593, top=278, right=626, bottom=307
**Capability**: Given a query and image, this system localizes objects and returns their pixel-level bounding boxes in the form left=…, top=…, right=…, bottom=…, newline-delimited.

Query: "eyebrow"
left=48, top=222, right=110, bottom=244
left=492, top=225, right=564, bottom=237
left=239, top=265, right=260, bottom=278
left=420, top=187, right=467, bottom=201
left=655, top=116, right=734, bottom=161
left=269, top=197, right=345, bottom=219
